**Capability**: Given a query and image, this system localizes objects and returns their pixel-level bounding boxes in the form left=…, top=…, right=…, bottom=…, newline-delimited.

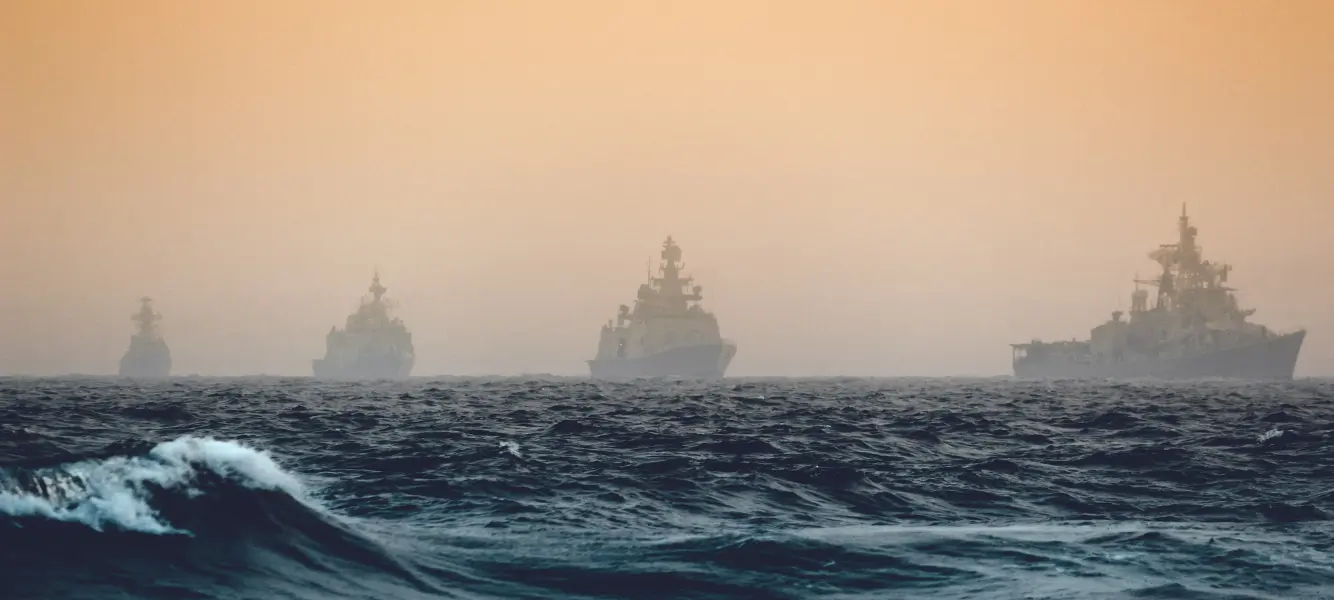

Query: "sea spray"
left=0, top=436, right=302, bottom=533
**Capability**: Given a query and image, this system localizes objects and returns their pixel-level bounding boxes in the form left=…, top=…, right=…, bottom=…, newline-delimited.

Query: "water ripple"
left=1, top=376, right=1332, bottom=599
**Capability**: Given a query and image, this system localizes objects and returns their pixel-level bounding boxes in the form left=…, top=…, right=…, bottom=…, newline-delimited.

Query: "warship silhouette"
left=312, top=273, right=415, bottom=379
left=1011, top=206, right=1304, bottom=379
left=119, top=297, right=171, bottom=378
left=589, top=236, right=737, bottom=379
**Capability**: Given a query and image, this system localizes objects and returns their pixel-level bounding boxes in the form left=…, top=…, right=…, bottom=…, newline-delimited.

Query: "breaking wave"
left=0, top=436, right=304, bottom=534
left=0, top=433, right=448, bottom=600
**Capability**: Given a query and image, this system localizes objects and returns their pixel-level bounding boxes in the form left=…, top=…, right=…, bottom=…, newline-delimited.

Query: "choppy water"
left=3, top=377, right=1333, bottom=599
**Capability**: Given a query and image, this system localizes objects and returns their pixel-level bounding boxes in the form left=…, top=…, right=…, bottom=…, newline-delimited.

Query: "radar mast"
left=646, top=236, right=702, bottom=313
left=369, top=271, right=387, bottom=303
left=131, top=297, right=162, bottom=338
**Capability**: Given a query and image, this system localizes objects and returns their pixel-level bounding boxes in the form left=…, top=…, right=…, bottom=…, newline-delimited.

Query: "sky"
left=1, top=0, right=1331, bottom=376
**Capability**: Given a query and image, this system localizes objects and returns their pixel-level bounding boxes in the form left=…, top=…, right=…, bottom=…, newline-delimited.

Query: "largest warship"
left=312, top=273, right=415, bottom=379
left=1011, top=206, right=1304, bottom=379
left=589, top=236, right=737, bottom=379
left=119, top=297, right=171, bottom=377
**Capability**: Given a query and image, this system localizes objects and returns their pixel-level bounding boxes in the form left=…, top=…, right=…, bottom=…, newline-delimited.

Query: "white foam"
left=1258, top=428, right=1285, bottom=442
left=0, top=435, right=303, bottom=534
left=150, top=436, right=304, bottom=496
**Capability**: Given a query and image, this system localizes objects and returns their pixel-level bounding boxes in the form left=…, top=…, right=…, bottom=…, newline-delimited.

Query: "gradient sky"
left=2, top=0, right=1331, bottom=376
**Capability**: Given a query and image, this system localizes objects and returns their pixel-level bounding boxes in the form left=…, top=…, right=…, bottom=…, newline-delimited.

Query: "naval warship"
left=118, top=297, right=171, bottom=377
left=312, top=273, right=415, bottom=379
left=589, top=236, right=737, bottom=379
left=1011, top=206, right=1304, bottom=380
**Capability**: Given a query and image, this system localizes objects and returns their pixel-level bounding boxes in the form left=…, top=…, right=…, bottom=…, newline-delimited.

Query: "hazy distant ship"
left=119, top=297, right=171, bottom=378
left=589, top=236, right=737, bottom=379
left=312, top=273, right=415, bottom=380
left=1011, top=206, right=1304, bottom=380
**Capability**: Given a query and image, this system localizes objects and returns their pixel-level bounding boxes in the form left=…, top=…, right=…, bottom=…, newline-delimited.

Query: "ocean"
left=2, top=377, right=1332, bottom=599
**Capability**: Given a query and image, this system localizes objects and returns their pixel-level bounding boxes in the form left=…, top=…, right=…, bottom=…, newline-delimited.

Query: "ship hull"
left=118, top=339, right=171, bottom=378
left=312, top=354, right=413, bottom=380
left=1014, top=330, right=1305, bottom=380
left=588, top=342, right=737, bottom=380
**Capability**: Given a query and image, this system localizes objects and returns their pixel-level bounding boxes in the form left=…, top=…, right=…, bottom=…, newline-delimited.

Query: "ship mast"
left=651, top=236, right=703, bottom=311
left=369, top=271, right=387, bottom=303
left=131, top=297, right=162, bottom=338
left=1132, top=205, right=1246, bottom=325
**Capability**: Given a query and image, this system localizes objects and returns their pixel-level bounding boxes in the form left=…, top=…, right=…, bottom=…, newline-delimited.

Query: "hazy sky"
left=2, top=0, right=1331, bottom=376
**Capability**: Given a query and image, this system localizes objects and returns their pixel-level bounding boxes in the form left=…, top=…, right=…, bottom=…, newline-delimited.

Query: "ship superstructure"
left=118, top=297, right=171, bottom=377
left=313, top=273, right=415, bottom=379
left=589, top=236, right=737, bottom=379
left=1012, top=206, right=1304, bottom=379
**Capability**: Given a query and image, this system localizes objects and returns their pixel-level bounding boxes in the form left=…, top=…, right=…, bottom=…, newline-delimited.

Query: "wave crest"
left=0, top=435, right=304, bottom=534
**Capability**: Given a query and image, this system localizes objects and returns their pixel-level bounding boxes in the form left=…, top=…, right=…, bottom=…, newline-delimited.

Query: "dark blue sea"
left=2, top=377, right=1333, bottom=599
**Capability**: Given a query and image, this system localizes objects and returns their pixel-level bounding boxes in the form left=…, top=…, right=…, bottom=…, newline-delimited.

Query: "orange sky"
left=2, top=0, right=1331, bottom=376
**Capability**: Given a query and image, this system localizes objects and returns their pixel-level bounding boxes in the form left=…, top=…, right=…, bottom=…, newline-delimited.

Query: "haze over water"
left=3, top=0, right=1333, bottom=376
left=6, top=6, right=1334, bottom=598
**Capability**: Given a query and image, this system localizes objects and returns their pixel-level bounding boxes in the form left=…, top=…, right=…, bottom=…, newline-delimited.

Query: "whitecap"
left=0, top=435, right=304, bottom=534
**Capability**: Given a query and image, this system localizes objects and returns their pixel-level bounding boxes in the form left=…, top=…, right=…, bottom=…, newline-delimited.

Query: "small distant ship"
left=589, top=236, right=737, bottom=379
left=119, top=297, right=171, bottom=378
left=313, top=273, right=415, bottom=380
left=1011, top=206, right=1304, bottom=380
